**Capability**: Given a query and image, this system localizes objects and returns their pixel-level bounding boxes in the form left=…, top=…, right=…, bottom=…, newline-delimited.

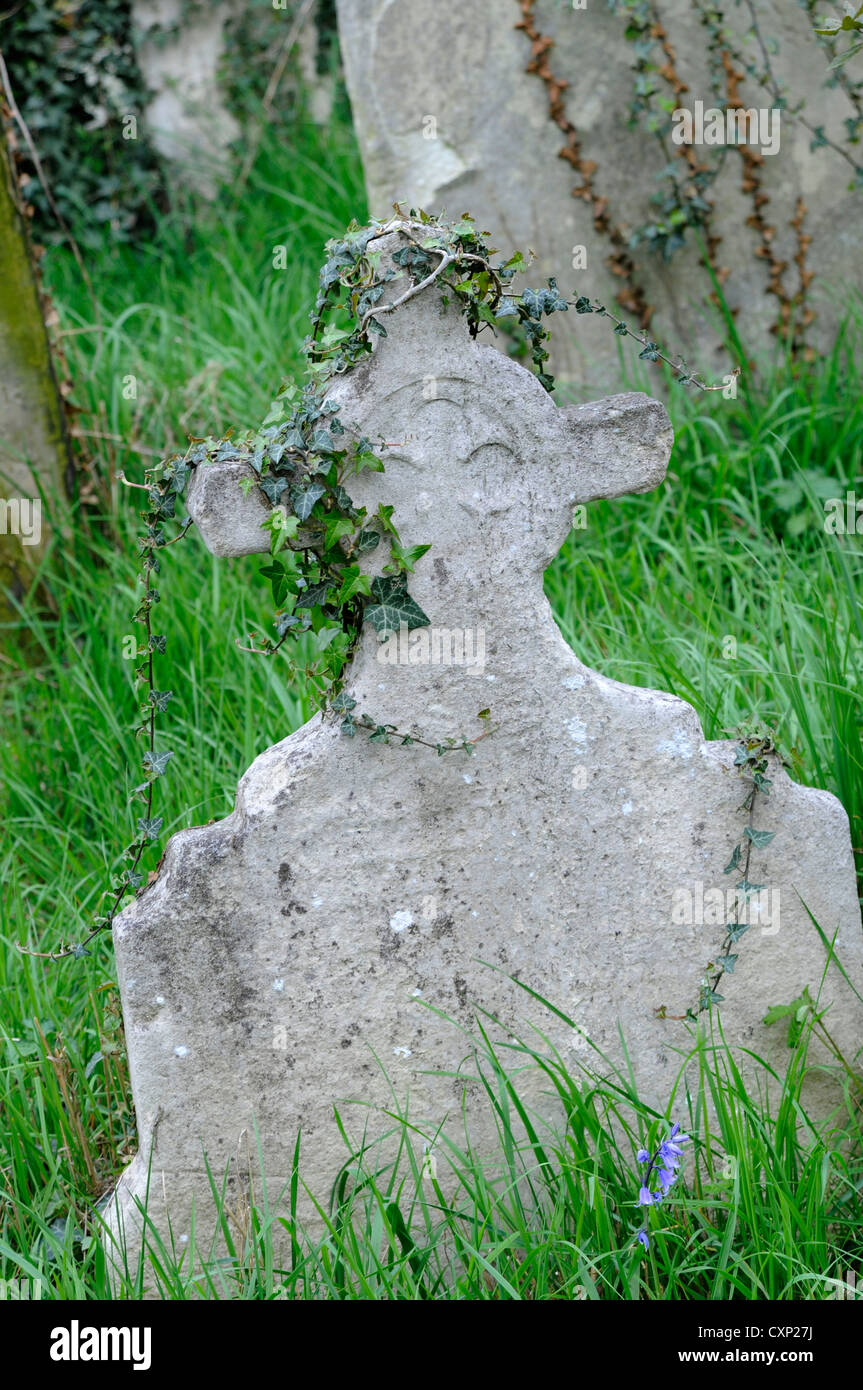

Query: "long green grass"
left=1, top=116, right=861, bottom=1299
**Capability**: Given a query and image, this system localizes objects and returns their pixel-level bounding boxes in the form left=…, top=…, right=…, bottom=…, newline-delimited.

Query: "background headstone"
left=108, top=229, right=863, bottom=1277
left=336, top=0, right=863, bottom=394
left=132, top=0, right=242, bottom=197
left=0, top=120, right=71, bottom=620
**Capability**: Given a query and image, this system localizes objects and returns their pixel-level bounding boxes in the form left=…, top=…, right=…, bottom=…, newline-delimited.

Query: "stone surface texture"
left=108, top=229, right=863, bottom=1277
left=336, top=0, right=863, bottom=394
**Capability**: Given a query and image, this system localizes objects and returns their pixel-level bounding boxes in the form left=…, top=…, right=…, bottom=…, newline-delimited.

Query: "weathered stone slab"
left=107, top=227, right=863, bottom=1279
left=133, top=0, right=241, bottom=197
left=336, top=0, right=863, bottom=392
left=0, top=122, right=70, bottom=615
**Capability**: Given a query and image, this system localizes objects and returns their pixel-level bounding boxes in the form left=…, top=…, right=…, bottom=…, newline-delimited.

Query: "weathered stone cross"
left=108, top=229, right=862, bottom=1278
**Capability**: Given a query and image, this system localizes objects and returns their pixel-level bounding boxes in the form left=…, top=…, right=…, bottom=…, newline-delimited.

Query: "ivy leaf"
left=614, top=322, right=628, bottom=336
left=309, top=429, right=334, bottom=453
left=715, top=953, right=738, bottom=974
left=368, top=724, right=391, bottom=743
left=331, top=484, right=358, bottom=516
left=548, top=277, right=570, bottom=310
left=282, top=426, right=306, bottom=452
left=261, top=508, right=300, bottom=557
left=290, top=481, right=325, bottom=521
left=137, top=816, right=163, bottom=841
left=341, top=714, right=356, bottom=737
left=376, top=504, right=400, bottom=540
left=356, top=529, right=381, bottom=553
left=574, top=296, right=593, bottom=314
left=259, top=561, right=290, bottom=607
left=142, top=750, right=174, bottom=778
left=323, top=515, right=356, bottom=551
left=385, top=541, right=432, bottom=573
left=259, top=475, right=291, bottom=506
left=365, top=576, right=430, bottom=640
left=744, top=827, right=775, bottom=848
left=724, top=843, right=742, bottom=875
left=295, top=579, right=335, bottom=610
left=338, top=565, right=372, bottom=604
left=521, top=279, right=568, bottom=317
left=149, top=690, right=174, bottom=713
left=261, top=397, right=287, bottom=428
left=148, top=635, right=167, bottom=654
left=727, top=922, right=751, bottom=943
left=149, top=488, right=176, bottom=520
left=354, top=449, right=385, bottom=474
left=166, top=460, right=190, bottom=494
left=499, top=251, right=527, bottom=277
left=736, top=879, right=767, bottom=899
left=331, top=692, right=356, bottom=713
left=319, top=323, right=353, bottom=348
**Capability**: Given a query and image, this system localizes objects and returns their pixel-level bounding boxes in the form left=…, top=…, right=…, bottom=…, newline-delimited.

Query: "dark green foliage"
left=0, top=0, right=164, bottom=245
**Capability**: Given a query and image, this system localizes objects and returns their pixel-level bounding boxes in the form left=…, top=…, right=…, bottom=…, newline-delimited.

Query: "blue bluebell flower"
left=633, top=1121, right=691, bottom=1251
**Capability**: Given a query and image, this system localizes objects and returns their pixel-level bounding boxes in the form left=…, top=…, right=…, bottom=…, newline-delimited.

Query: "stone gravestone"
left=336, top=0, right=863, bottom=393
left=107, top=228, right=863, bottom=1277
left=132, top=0, right=242, bottom=198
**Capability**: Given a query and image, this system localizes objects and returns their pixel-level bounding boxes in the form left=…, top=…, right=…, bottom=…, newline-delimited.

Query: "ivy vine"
left=519, top=0, right=863, bottom=361
left=695, top=732, right=779, bottom=1015
left=655, top=729, right=784, bottom=1021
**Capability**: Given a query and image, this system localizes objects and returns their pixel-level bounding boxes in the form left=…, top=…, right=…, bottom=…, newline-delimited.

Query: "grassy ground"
left=1, top=117, right=862, bottom=1298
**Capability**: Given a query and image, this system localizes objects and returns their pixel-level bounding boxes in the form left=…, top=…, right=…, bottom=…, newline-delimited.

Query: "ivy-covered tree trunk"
left=0, top=120, right=71, bottom=620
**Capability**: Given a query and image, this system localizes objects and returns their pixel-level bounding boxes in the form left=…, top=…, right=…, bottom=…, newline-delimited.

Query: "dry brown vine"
left=722, top=49, right=814, bottom=354
left=647, top=9, right=727, bottom=302
left=514, top=0, right=654, bottom=329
